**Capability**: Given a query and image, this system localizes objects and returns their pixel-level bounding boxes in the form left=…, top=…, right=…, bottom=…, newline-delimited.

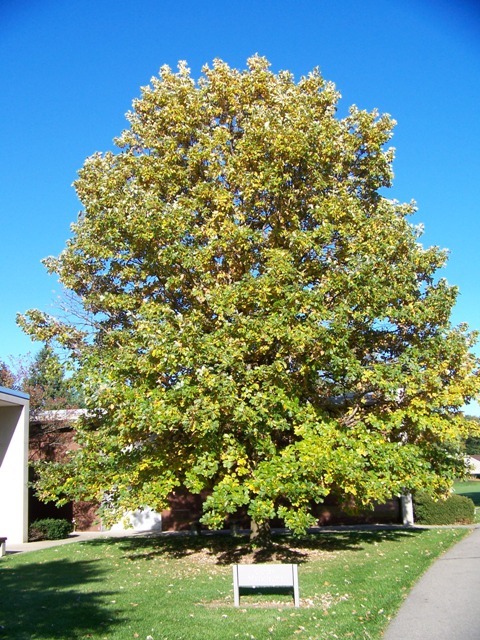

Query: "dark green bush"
left=414, top=492, right=475, bottom=525
left=29, top=518, right=73, bottom=541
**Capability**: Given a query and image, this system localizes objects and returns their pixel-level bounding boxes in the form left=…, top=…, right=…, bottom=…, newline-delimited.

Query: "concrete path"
left=6, top=530, right=134, bottom=554
left=383, top=527, right=480, bottom=640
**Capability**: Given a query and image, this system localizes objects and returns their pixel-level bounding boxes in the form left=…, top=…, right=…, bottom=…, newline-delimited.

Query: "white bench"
left=0, top=537, right=6, bottom=557
left=232, top=563, right=300, bottom=607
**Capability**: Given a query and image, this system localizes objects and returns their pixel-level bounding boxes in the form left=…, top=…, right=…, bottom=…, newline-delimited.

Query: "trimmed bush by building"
left=29, top=518, right=73, bottom=541
left=413, top=492, right=475, bottom=525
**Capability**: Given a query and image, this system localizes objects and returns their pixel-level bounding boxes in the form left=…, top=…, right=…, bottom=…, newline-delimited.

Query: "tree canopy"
left=19, top=56, right=480, bottom=532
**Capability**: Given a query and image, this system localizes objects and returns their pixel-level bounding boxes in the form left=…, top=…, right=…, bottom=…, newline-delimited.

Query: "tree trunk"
left=250, top=519, right=272, bottom=546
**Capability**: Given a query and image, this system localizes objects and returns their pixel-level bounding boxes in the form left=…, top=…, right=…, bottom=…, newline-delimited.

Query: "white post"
left=233, top=565, right=240, bottom=606
left=401, top=493, right=414, bottom=526
left=292, top=564, right=300, bottom=607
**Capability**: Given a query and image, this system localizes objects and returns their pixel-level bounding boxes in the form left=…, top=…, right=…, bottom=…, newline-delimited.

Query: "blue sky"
left=1, top=1, right=479, bottom=411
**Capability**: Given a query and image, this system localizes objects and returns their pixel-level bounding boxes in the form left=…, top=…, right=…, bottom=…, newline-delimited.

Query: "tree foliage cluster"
left=0, top=360, right=16, bottom=390
left=464, top=416, right=480, bottom=455
left=1, top=346, right=82, bottom=418
left=19, top=57, right=480, bottom=532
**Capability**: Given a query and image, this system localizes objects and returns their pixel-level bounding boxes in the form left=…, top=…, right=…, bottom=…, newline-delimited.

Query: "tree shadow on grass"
left=92, top=527, right=427, bottom=567
left=0, top=557, right=124, bottom=639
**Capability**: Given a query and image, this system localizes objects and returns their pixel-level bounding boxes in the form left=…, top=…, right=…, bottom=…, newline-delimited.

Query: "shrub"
left=414, top=492, right=475, bottom=525
left=29, top=518, right=73, bottom=541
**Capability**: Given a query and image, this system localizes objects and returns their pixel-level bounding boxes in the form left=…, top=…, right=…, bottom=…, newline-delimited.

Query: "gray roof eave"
left=0, top=386, right=30, bottom=400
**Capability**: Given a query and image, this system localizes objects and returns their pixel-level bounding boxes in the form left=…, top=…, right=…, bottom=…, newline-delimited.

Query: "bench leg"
left=293, top=565, right=300, bottom=607
left=233, top=565, right=240, bottom=606
left=0, top=541, right=6, bottom=557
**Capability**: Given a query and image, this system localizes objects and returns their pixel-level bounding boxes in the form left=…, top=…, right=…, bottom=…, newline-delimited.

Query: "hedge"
left=29, top=518, right=73, bottom=541
left=413, top=492, right=475, bottom=525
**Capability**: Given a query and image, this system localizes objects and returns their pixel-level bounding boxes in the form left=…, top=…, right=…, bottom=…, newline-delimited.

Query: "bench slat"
left=237, top=564, right=295, bottom=587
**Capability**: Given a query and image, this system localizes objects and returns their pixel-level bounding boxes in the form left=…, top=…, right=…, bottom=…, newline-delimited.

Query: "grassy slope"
left=0, top=528, right=469, bottom=640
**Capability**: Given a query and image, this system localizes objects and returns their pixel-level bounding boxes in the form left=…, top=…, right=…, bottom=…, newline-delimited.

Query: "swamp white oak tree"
left=19, top=57, right=480, bottom=533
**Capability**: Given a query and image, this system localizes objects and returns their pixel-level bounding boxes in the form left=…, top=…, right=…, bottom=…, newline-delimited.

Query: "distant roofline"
left=0, top=386, right=29, bottom=400
left=35, top=408, right=88, bottom=422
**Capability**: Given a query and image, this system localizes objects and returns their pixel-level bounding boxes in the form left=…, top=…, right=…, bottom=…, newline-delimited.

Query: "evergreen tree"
left=24, top=345, right=83, bottom=416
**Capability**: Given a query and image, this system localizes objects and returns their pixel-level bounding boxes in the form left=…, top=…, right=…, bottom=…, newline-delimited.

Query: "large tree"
left=19, top=57, right=479, bottom=533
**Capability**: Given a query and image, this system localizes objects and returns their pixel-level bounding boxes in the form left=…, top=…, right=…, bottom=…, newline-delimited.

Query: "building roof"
left=33, top=408, right=88, bottom=423
left=0, top=386, right=29, bottom=401
left=465, top=456, right=480, bottom=474
left=0, top=386, right=29, bottom=407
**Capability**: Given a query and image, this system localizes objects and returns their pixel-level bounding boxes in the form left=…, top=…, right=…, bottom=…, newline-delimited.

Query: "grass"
left=453, top=478, right=480, bottom=523
left=453, top=479, right=480, bottom=506
left=0, top=527, right=469, bottom=640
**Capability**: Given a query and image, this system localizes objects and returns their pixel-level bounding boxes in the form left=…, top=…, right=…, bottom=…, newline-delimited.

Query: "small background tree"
left=23, top=345, right=83, bottom=417
left=0, top=360, right=16, bottom=389
left=464, top=417, right=480, bottom=455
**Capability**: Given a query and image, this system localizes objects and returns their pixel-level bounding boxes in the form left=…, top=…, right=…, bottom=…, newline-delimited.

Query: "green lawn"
left=0, top=528, right=469, bottom=640
left=453, top=479, right=480, bottom=506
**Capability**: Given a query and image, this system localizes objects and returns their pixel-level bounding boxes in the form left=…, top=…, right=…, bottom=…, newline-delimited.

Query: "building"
left=0, top=386, right=29, bottom=543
